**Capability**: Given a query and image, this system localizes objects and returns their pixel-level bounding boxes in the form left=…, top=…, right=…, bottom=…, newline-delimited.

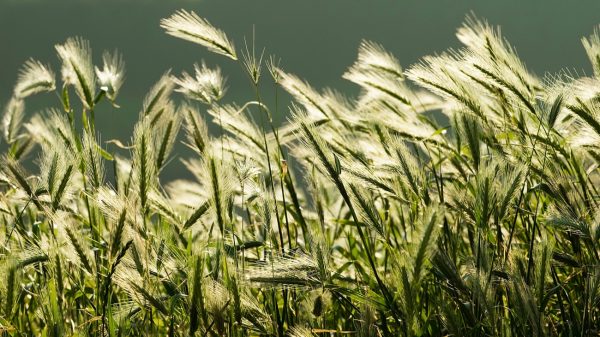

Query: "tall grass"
left=1, top=9, right=600, bottom=336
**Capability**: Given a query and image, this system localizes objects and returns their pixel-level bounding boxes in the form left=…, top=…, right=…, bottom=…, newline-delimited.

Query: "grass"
left=1, top=8, right=600, bottom=336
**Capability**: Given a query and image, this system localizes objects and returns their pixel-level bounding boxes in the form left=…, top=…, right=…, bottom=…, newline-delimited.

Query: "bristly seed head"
left=242, top=34, right=264, bottom=85
left=14, top=59, right=56, bottom=98
left=160, top=9, right=237, bottom=60
left=55, top=37, right=96, bottom=109
left=174, top=62, right=226, bottom=105
left=95, top=50, right=125, bottom=103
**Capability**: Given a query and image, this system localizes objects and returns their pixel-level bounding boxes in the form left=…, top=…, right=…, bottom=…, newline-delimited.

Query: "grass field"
left=1, top=9, right=599, bottom=336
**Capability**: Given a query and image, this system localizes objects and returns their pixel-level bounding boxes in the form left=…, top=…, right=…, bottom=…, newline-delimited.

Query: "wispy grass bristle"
left=95, top=50, right=125, bottom=102
left=132, top=118, right=156, bottom=212
left=82, top=130, right=105, bottom=189
left=160, top=9, right=237, bottom=60
left=55, top=37, right=96, bottom=109
left=174, top=62, right=226, bottom=104
left=14, top=58, right=56, bottom=98
left=2, top=97, right=24, bottom=144
left=181, top=103, right=209, bottom=155
left=351, top=40, right=404, bottom=78
left=582, top=26, right=600, bottom=78
left=141, top=71, right=174, bottom=117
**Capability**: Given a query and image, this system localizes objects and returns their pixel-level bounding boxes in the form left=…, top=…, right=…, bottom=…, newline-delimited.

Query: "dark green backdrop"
left=2, top=0, right=600, bottom=179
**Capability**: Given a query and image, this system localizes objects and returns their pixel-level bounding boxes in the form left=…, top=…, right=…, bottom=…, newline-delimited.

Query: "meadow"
left=0, top=9, right=599, bottom=336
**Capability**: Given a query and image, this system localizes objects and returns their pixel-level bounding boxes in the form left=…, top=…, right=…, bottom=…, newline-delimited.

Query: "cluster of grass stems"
left=1, top=9, right=600, bottom=337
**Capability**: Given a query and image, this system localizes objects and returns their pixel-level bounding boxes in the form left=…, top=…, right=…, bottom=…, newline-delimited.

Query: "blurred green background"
left=2, top=0, right=600, bottom=179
